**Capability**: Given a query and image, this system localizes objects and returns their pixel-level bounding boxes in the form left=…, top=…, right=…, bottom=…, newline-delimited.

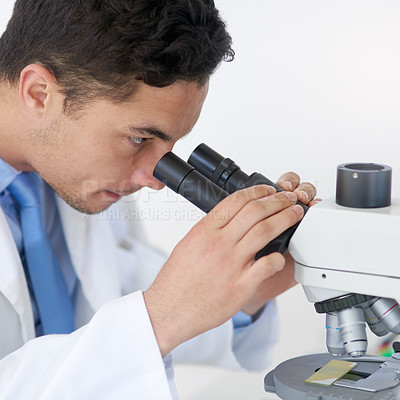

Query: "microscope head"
left=289, top=162, right=400, bottom=357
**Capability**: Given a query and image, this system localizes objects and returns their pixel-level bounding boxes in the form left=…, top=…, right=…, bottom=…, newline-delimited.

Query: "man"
left=0, top=0, right=316, bottom=398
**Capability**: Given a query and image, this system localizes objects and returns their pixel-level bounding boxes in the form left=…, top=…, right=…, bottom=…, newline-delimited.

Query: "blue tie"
left=8, top=172, right=74, bottom=334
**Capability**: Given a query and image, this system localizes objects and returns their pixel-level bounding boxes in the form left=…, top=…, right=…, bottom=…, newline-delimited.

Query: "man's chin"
left=62, top=194, right=119, bottom=215
left=47, top=182, right=127, bottom=215
left=67, top=200, right=115, bottom=215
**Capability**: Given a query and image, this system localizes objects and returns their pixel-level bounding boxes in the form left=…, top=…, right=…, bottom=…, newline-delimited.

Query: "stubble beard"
left=50, top=182, right=116, bottom=215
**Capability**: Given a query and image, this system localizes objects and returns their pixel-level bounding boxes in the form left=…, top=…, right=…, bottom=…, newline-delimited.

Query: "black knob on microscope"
left=393, top=342, right=400, bottom=354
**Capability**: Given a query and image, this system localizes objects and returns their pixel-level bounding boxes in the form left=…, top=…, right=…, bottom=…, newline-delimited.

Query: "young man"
left=0, top=0, right=316, bottom=398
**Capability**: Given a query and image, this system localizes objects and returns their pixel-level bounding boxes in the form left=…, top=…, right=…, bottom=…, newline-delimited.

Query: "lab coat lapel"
left=0, top=208, right=35, bottom=342
left=56, top=198, right=122, bottom=312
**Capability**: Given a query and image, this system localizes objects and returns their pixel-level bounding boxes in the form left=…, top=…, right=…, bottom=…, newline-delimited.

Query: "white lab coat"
left=0, top=196, right=278, bottom=399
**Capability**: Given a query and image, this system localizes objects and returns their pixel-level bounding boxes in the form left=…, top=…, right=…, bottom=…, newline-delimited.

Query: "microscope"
left=153, top=144, right=400, bottom=400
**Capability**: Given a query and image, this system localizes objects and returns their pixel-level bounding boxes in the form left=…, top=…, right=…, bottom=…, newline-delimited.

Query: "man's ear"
left=19, top=64, right=61, bottom=117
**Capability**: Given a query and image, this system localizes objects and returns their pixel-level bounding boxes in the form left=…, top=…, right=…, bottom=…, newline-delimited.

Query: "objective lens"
left=338, top=307, right=367, bottom=357
left=363, top=300, right=390, bottom=337
left=325, top=312, right=346, bottom=356
left=370, top=297, right=400, bottom=334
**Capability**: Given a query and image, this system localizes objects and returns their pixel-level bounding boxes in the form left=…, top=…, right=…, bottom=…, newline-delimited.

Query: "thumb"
left=247, top=252, right=286, bottom=284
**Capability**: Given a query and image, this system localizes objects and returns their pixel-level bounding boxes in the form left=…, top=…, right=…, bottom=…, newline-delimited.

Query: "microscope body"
left=290, top=196, right=400, bottom=304
left=290, top=195, right=400, bottom=357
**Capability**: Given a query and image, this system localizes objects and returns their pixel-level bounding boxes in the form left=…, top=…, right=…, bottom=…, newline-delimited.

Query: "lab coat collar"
left=0, top=208, right=35, bottom=341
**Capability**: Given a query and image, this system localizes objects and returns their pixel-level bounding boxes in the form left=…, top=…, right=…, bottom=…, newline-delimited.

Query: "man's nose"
left=131, top=148, right=169, bottom=191
left=140, top=171, right=166, bottom=191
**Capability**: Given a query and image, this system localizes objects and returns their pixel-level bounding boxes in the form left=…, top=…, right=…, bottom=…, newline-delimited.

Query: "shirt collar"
left=0, top=157, right=21, bottom=193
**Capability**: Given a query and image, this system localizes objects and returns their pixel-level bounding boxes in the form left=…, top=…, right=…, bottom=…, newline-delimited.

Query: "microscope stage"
left=265, top=353, right=400, bottom=399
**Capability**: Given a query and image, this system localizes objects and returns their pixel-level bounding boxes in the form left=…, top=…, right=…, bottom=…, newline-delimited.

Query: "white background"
left=1, top=1, right=400, bottom=399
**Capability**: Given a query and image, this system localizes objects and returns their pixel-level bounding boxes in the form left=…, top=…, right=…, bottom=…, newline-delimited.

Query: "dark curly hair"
left=0, top=0, right=234, bottom=113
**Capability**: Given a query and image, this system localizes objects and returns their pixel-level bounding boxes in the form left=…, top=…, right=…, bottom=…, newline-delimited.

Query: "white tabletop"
left=175, top=364, right=278, bottom=400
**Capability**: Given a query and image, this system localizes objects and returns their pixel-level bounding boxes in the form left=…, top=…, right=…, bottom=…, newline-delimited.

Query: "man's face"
left=28, top=81, right=209, bottom=214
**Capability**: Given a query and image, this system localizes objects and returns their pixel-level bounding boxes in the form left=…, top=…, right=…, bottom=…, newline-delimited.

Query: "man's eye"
left=128, top=137, right=146, bottom=145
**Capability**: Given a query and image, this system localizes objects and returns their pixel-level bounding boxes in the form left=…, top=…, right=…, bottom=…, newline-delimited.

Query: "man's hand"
left=241, top=172, right=318, bottom=316
left=144, top=184, right=305, bottom=357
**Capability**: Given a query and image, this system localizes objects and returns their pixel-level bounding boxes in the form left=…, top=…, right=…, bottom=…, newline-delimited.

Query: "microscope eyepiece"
left=188, top=143, right=280, bottom=194
left=154, top=152, right=229, bottom=213
left=154, top=152, right=194, bottom=193
left=187, top=143, right=226, bottom=181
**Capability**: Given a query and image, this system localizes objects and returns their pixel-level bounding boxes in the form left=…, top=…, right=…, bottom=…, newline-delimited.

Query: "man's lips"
left=102, top=188, right=142, bottom=198
left=103, top=190, right=122, bottom=200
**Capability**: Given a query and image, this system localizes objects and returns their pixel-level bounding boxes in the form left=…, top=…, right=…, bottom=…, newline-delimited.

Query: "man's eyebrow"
left=126, top=125, right=174, bottom=142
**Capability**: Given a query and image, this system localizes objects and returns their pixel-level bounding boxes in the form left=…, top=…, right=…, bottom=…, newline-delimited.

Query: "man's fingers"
left=225, top=191, right=299, bottom=241
left=204, top=184, right=276, bottom=229
left=277, top=172, right=317, bottom=205
left=236, top=203, right=304, bottom=260
left=294, top=182, right=317, bottom=205
left=276, top=172, right=300, bottom=191
left=309, top=197, right=323, bottom=207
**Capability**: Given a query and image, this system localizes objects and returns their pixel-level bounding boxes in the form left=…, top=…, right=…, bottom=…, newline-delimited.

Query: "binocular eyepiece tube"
left=153, top=143, right=308, bottom=257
